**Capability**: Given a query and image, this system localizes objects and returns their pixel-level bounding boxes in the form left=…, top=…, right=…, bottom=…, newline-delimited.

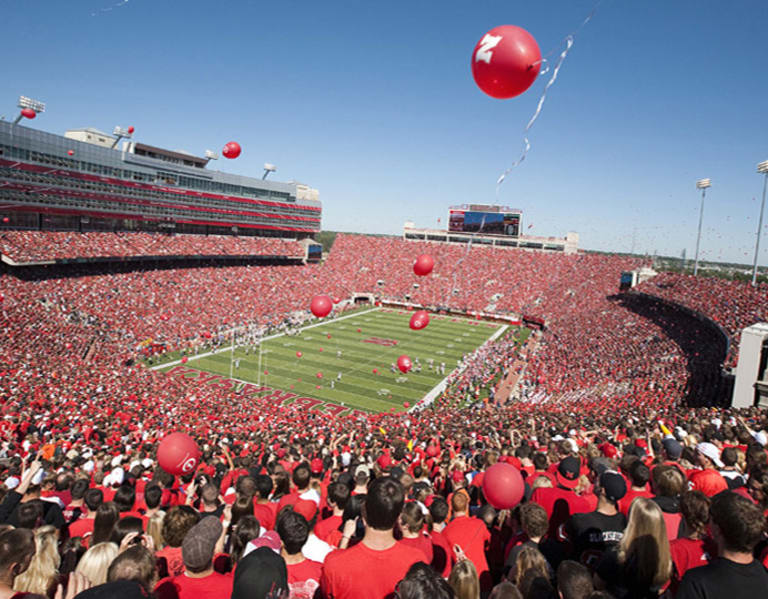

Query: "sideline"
left=414, top=324, right=508, bottom=412
left=150, top=307, right=379, bottom=371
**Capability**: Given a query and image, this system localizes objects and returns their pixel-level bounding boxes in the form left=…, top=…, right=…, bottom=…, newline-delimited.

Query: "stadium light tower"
left=693, top=178, right=711, bottom=276
left=12, top=96, right=46, bottom=125
left=262, top=163, right=276, bottom=180
left=752, top=161, right=768, bottom=286
left=204, top=150, right=219, bottom=162
left=111, top=126, right=134, bottom=149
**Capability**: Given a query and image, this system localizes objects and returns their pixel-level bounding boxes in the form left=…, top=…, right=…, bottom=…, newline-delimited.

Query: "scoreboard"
left=448, top=206, right=521, bottom=237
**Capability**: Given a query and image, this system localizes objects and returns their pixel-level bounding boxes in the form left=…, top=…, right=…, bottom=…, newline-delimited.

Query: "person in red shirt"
left=314, top=482, right=348, bottom=543
left=428, top=497, right=455, bottom=578
left=155, top=516, right=232, bottom=599
left=277, top=464, right=312, bottom=513
left=155, top=506, right=200, bottom=579
left=276, top=509, right=323, bottom=598
left=398, top=502, right=433, bottom=563
left=669, top=490, right=716, bottom=594
left=321, top=477, right=424, bottom=599
left=618, top=460, right=653, bottom=516
left=443, top=490, right=492, bottom=592
left=689, top=443, right=729, bottom=497
left=252, top=474, right=278, bottom=531
left=69, top=488, right=103, bottom=547
left=530, top=456, right=591, bottom=537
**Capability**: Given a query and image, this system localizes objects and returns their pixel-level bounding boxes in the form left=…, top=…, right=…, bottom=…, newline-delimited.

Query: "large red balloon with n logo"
left=157, top=432, right=200, bottom=476
left=471, top=25, right=541, bottom=99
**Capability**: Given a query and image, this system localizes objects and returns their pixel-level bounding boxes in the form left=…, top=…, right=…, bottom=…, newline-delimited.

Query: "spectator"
left=163, top=516, right=230, bottom=597
left=107, top=545, right=157, bottom=593
left=395, top=561, right=454, bottom=599
left=443, top=491, right=492, bottom=591
left=448, top=559, right=480, bottom=599
left=398, top=502, right=433, bottom=564
left=677, top=492, right=768, bottom=599
left=13, top=525, right=60, bottom=597
left=556, top=560, right=593, bottom=599
left=74, top=542, right=119, bottom=587
left=229, top=515, right=261, bottom=568
left=276, top=510, right=322, bottom=598
left=90, top=503, right=119, bottom=547
left=321, top=477, right=423, bottom=599
left=231, top=546, right=288, bottom=599
left=669, top=491, right=715, bottom=592
left=595, top=497, right=671, bottom=599
left=157, top=506, right=200, bottom=578
left=689, top=443, right=728, bottom=497
left=564, top=471, right=627, bottom=570
left=0, top=528, right=40, bottom=599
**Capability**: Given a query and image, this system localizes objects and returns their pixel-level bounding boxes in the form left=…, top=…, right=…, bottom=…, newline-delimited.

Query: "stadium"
left=1, top=3, right=768, bottom=598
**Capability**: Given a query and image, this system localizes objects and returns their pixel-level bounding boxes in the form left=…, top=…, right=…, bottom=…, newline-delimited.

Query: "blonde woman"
left=13, top=526, right=60, bottom=596
left=74, top=542, right=118, bottom=586
left=146, top=511, right=166, bottom=551
left=448, top=559, right=480, bottom=599
left=509, top=545, right=551, bottom=588
left=595, top=497, right=672, bottom=598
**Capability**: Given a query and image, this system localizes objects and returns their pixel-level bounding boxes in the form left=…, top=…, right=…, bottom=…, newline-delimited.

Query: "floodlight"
left=18, top=96, right=45, bottom=113
left=205, top=150, right=219, bottom=160
left=111, top=126, right=134, bottom=149
left=262, top=163, right=277, bottom=180
left=758, top=161, right=768, bottom=174
left=695, top=178, right=711, bottom=189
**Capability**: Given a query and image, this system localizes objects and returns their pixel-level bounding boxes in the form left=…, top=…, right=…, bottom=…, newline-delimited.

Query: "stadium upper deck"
left=0, top=120, right=321, bottom=237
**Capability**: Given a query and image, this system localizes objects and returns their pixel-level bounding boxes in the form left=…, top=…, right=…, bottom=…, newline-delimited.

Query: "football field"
left=155, top=307, right=509, bottom=414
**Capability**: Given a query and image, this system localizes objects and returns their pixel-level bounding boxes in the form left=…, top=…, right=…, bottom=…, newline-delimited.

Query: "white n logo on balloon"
left=475, top=34, right=502, bottom=64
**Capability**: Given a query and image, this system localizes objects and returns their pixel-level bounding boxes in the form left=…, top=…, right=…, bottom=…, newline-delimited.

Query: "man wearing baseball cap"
left=530, top=456, right=591, bottom=537
left=159, top=515, right=232, bottom=597
left=689, top=443, right=728, bottom=497
left=563, top=470, right=627, bottom=570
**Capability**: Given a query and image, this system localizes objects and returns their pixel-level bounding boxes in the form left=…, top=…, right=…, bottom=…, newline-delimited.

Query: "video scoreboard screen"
left=448, top=209, right=521, bottom=237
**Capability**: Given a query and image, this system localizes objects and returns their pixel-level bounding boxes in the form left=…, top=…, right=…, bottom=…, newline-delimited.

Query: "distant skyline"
left=3, top=0, right=767, bottom=264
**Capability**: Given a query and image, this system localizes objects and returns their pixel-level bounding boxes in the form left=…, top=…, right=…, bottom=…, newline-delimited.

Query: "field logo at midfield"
left=362, top=337, right=398, bottom=347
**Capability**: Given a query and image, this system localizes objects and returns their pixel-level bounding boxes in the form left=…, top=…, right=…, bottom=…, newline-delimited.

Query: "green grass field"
left=155, top=307, right=508, bottom=413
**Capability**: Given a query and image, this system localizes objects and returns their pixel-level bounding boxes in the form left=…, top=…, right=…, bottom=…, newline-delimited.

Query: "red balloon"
left=1, top=218, right=8, bottom=224
left=332, top=297, right=341, bottom=304
left=296, top=351, right=303, bottom=358
left=409, top=311, right=430, bottom=331
left=319, top=348, right=323, bottom=352
left=181, top=356, right=188, bottom=364
left=65, top=342, right=72, bottom=350
left=357, top=328, right=362, bottom=333
left=327, top=334, right=332, bottom=339
left=20, top=108, right=36, bottom=119
left=403, top=401, right=410, bottom=408
left=157, top=432, right=200, bottom=476
left=397, top=355, right=412, bottom=373
left=128, top=126, right=135, bottom=134
left=372, top=368, right=378, bottom=374
left=316, top=372, right=323, bottom=379
left=413, top=254, right=434, bottom=276
left=471, top=25, right=541, bottom=99
left=264, top=370, right=269, bottom=375
left=222, top=141, right=242, bottom=159
left=310, top=295, right=333, bottom=318
left=482, top=463, right=525, bottom=509
left=67, top=150, right=74, bottom=156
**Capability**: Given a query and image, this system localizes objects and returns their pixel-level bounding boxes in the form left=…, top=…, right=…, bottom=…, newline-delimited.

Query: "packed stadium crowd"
left=0, top=232, right=305, bottom=263
left=635, top=273, right=768, bottom=368
left=0, top=232, right=766, bottom=598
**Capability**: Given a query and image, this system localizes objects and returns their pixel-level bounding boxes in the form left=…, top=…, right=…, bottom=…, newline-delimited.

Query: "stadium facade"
left=0, top=120, right=321, bottom=237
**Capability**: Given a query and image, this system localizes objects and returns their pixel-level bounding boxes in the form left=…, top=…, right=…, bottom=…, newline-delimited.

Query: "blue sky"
left=4, top=1, right=768, bottom=264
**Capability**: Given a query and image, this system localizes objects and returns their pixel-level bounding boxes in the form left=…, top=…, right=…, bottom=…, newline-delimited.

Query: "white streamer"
left=496, top=4, right=600, bottom=191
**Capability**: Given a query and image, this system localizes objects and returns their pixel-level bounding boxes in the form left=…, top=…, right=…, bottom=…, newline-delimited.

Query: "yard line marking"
left=150, top=307, right=379, bottom=371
